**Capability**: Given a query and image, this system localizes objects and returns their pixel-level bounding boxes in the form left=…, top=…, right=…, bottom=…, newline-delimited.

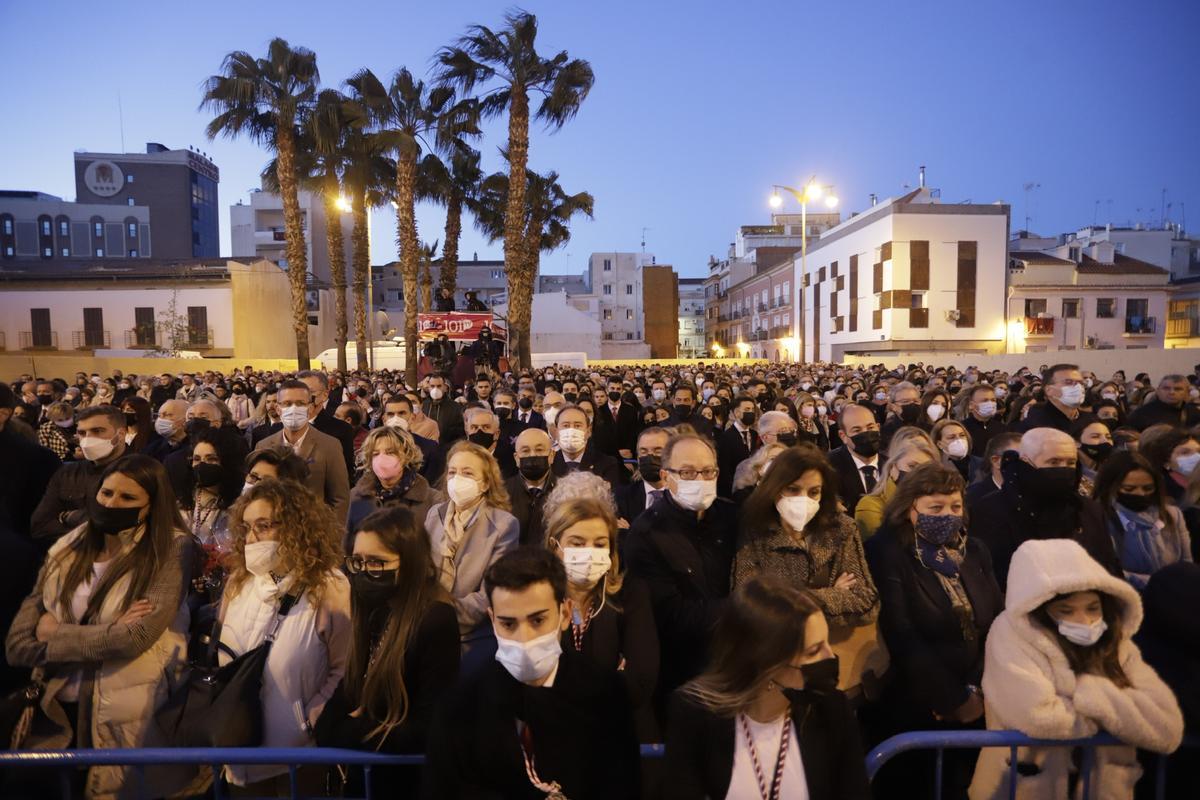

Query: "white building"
left=495, top=292, right=603, bottom=360
left=792, top=187, right=1011, bottom=360
left=678, top=277, right=706, bottom=358
left=230, top=184, right=353, bottom=285
left=587, top=252, right=654, bottom=343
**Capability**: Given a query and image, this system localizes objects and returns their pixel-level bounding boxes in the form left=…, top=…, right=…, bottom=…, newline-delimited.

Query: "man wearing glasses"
left=624, top=432, right=737, bottom=723
left=1020, top=364, right=1096, bottom=434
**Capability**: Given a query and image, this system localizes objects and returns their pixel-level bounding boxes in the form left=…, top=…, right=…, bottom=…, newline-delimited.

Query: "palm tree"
left=346, top=67, right=477, bottom=386
left=202, top=38, right=320, bottom=368
left=437, top=10, right=594, bottom=368
left=475, top=169, right=593, bottom=366
left=419, top=146, right=483, bottom=297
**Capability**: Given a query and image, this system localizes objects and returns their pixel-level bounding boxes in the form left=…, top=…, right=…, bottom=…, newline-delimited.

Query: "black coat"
left=827, top=445, right=885, bottom=516
left=965, top=476, right=1000, bottom=511
left=504, top=472, right=557, bottom=546
left=663, top=410, right=713, bottom=437
left=1020, top=401, right=1095, bottom=434
left=1128, top=397, right=1200, bottom=432
left=663, top=689, right=870, bottom=800
left=551, top=448, right=624, bottom=488
left=865, top=522, right=1003, bottom=722
left=422, top=650, right=640, bottom=800
left=624, top=494, right=737, bottom=708
left=593, top=402, right=640, bottom=461
left=0, top=426, right=61, bottom=541
left=509, top=409, right=546, bottom=432
left=616, top=481, right=664, bottom=527
left=250, top=421, right=282, bottom=448
left=315, top=602, right=460, bottom=795
left=29, top=454, right=110, bottom=545
left=141, top=431, right=187, bottom=463
left=963, top=414, right=1009, bottom=457
left=313, top=409, right=357, bottom=480
left=423, top=398, right=465, bottom=444
left=716, top=425, right=758, bottom=498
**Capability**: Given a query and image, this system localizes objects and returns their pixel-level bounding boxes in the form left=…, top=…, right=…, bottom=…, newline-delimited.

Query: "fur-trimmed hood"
left=1005, top=539, right=1141, bottom=636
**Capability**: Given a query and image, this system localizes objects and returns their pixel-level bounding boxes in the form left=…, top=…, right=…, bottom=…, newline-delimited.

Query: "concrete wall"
left=840, top=347, right=1200, bottom=376
left=0, top=354, right=302, bottom=380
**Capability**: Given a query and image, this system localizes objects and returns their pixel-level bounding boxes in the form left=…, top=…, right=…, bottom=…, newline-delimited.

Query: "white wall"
left=1006, top=287, right=1168, bottom=351
left=496, top=292, right=603, bottom=359
left=841, top=347, right=1200, bottom=377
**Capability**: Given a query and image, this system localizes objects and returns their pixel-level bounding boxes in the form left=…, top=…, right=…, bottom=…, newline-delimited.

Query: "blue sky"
left=2, top=0, right=1197, bottom=278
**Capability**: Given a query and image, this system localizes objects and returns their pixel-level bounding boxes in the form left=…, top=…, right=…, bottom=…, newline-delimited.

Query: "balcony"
left=1124, top=316, right=1157, bottom=336
left=1167, top=317, right=1199, bottom=338
left=72, top=330, right=111, bottom=350
left=758, top=303, right=768, bottom=313
left=1024, top=316, right=1055, bottom=337
left=124, top=327, right=158, bottom=348
left=20, top=331, right=59, bottom=350
left=187, top=327, right=216, bottom=349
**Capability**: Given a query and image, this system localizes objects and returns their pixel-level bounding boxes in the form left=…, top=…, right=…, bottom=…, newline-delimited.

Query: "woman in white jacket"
left=969, top=538, right=1183, bottom=800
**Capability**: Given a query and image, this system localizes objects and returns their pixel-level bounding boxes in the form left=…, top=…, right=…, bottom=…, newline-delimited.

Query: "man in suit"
left=962, top=383, right=1007, bottom=457
left=298, top=370, right=357, bottom=479
left=425, top=548, right=640, bottom=799
left=514, top=385, right=546, bottom=431
left=380, top=396, right=444, bottom=484
left=422, top=372, right=465, bottom=444
left=616, top=426, right=670, bottom=526
left=1020, top=363, right=1094, bottom=434
left=551, top=405, right=624, bottom=488
left=593, top=378, right=640, bottom=465
left=716, top=395, right=760, bottom=498
left=505, top=428, right=557, bottom=545
left=663, top=384, right=712, bottom=437
left=255, top=380, right=350, bottom=524
left=464, top=406, right=516, bottom=478
left=827, top=402, right=885, bottom=516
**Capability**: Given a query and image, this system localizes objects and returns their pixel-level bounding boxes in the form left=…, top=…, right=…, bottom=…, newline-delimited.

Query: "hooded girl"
left=968, top=539, right=1182, bottom=800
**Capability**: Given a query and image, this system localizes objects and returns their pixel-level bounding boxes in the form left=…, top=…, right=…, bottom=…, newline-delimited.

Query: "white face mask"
left=1101, top=391, right=1118, bottom=402
left=652, top=389, right=667, bottom=402
left=280, top=405, right=309, bottom=431
left=1057, top=617, right=1107, bottom=647
left=800, top=405, right=816, bottom=419
left=79, top=434, right=117, bottom=462
left=383, top=415, right=409, bottom=431
left=558, top=428, right=587, bottom=453
left=428, top=387, right=445, bottom=401
left=1173, top=453, right=1200, bottom=476
left=241, top=481, right=255, bottom=496
left=776, top=495, right=820, bottom=532
left=975, top=400, right=997, bottom=418
left=671, top=478, right=717, bottom=512
left=926, top=404, right=946, bottom=422
left=447, top=474, right=483, bottom=506
left=543, top=407, right=559, bottom=426
left=561, top=547, right=612, bottom=587
left=1058, top=384, right=1085, bottom=407
left=153, top=417, right=176, bottom=437
left=494, top=621, right=563, bottom=684
left=244, top=540, right=279, bottom=577
left=945, top=438, right=970, bottom=459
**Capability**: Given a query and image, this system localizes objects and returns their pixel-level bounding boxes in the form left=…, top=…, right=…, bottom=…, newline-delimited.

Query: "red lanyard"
left=739, top=713, right=791, bottom=800
left=518, top=722, right=567, bottom=799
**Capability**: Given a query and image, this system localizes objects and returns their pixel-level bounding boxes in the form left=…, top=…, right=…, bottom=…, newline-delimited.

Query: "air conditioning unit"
left=1037, top=312, right=1052, bottom=319
left=944, top=309, right=961, bottom=322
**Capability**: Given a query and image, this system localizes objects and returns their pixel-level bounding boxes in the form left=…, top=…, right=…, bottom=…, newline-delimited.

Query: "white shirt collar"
left=850, top=450, right=878, bottom=469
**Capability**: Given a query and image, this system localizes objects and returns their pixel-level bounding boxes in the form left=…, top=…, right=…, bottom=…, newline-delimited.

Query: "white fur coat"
left=968, top=539, right=1183, bottom=800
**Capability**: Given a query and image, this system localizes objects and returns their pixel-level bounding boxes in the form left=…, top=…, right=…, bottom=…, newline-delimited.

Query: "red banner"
left=417, top=312, right=507, bottom=341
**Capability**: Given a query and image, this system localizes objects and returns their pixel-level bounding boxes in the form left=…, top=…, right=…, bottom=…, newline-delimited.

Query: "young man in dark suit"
left=826, top=403, right=885, bottom=517
left=551, top=406, right=624, bottom=488
left=716, top=395, right=759, bottom=498
left=616, top=427, right=671, bottom=526
left=424, top=548, right=639, bottom=799
left=593, top=378, right=640, bottom=465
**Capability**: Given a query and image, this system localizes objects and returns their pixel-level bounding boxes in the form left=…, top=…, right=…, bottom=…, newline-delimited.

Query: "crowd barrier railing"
left=865, top=730, right=1200, bottom=800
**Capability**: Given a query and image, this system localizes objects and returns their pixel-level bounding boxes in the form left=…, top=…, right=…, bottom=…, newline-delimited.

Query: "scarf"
left=375, top=468, right=417, bottom=505
left=914, top=533, right=977, bottom=642
left=437, top=501, right=483, bottom=593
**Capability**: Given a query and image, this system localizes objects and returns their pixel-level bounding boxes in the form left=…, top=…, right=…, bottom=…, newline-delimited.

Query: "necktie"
left=861, top=465, right=877, bottom=492
left=744, top=431, right=752, bottom=451
left=649, top=489, right=664, bottom=505
left=528, top=487, right=542, bottom=501
left=522, top=413, right=529, bottom=424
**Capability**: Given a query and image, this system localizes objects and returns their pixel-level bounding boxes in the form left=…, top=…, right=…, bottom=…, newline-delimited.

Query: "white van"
left=316, top=340, right=408, bottom=371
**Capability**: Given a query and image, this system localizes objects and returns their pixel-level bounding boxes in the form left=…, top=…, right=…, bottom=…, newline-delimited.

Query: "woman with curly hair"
left=216, top=478, right=351, bottom=792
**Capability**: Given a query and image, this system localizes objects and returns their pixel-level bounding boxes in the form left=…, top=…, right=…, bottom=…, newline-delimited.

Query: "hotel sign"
left=83, top=160, right=125, bottom=197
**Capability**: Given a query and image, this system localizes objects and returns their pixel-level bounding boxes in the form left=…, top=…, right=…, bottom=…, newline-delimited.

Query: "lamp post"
left=769, top=178, right=838, bottom=362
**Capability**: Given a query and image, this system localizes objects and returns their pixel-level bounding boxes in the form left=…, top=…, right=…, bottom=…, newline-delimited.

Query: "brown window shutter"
left=910, top=241, right=930, bottom=291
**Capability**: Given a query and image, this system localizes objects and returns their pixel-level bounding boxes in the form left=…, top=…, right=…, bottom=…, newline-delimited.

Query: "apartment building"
left=678, top=277, right=707, bottom=358
left=230, top=183, right=353, bottom=285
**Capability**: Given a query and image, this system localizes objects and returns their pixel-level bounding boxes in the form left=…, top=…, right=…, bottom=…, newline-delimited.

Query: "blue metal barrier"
left=0, top=744, right=666, bottom=800
left=865, top=730, right=1199, bottom=800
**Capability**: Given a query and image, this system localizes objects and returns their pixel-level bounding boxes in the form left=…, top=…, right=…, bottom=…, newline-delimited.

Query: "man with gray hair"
left=756, top=410, right=798, bottom=448
left=1128, top=373, right=1200, bottom=431
left=505, top=427, right=557, bottom=545
left=881, top=380, right=922, bottom=448
left=464, top=405, right=516, bottom=476
left=969, top=427, right=1120, bottom=587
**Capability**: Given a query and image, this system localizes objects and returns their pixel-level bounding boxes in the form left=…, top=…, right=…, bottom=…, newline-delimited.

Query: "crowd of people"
left=0, top=353, right=1197, bottom=799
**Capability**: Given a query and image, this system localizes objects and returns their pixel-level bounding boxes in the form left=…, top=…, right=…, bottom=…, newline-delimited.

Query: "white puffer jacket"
left=968, top=539, right=1183, bottom=800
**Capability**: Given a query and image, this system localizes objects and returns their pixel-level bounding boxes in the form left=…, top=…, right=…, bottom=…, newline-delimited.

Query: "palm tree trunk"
left=323, top=188, right=349, bottom=373
left=351, top=192, right=370, bottom=371
left=441, top=193, right=463, bottom=296
left=419, top=249, right=433, bottom=312
left=503, top=89, right=531, bottom=371
left=275, top=126, right=311, bottom=368
left=396, top=150, right=421, bottom=387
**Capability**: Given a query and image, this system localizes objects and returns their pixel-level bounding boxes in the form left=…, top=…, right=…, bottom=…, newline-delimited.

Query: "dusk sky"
left=3, top=0, right=1197, bottom=279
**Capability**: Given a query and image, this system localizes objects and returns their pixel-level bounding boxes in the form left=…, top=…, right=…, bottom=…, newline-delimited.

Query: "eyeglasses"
left=246, top=519, right=278, bottom=538
left=344, top=555, right=399, bottom=577
left=664, top=467, right=719, bottom=481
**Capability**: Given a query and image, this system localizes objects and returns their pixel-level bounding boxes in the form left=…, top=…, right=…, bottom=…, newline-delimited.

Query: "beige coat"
left=5, top=524, right=193, bottom=800
left=968, top=539, right=1183, bottom=800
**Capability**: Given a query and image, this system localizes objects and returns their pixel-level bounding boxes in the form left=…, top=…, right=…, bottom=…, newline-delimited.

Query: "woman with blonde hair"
left=216, top=478, right=351, bottom=793
left=544, top=490, right=660, bottom=740
left=855, top=428, right=941, bottom=538
left=347, top=426, right=444, bottom=546
left=424, top=441, right=519, bottom=673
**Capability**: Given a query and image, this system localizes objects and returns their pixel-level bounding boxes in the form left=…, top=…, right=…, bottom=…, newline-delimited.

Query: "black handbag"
left=157, top=592, right=300, bottom=748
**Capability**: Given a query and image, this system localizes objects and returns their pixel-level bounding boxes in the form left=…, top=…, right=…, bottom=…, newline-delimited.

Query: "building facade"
left=642, top=266, right=680, bottom=359
left=230, top=183, right=353, bottom=285
left=372, top=256, right=510, bottom=313
left=678, top=277, right=706, bottom=358
left=1, top=191, right=152, bottom=262
left=73, top=143, right=220, bottom=258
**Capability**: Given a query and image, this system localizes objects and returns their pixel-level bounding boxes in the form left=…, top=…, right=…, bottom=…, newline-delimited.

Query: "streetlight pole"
left=770, top=178, right=837, bottom=363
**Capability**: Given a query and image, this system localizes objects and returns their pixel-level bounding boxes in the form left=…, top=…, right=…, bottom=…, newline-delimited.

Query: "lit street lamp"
left=769, top=178, right=837, bottom=362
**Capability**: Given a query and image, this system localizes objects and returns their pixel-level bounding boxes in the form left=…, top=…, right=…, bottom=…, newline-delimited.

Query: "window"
left=61, top=248, right=70, bottom=257
left=3, top=246, right=12, bottom=257
left=95, top=248, right=104, bottom=257
left=1062, top=299, right=1080, bottom=318
left=911, top=292, right=926, bottom=309
left=127, top=223, right=137, bottom=238
left=42, top=247, right=52, bottom=258
left=83, top=308, right=105, bottom=347
left=603, top=259, right=612, bottom=271
left=603, top=284, right=612, bottom=295
left=30, top=308, right=52, bottom=348
left=1096, top=298, right=1116, bottom=318
left=129, top=249, right=138, bottom=258
left=626, top=309, right=634, bottom=320
left=41, top=220, right=51, bottom=236
left=782, top=281, right=790, bottom=298
left=2, top=218, right=11, bottom=235
left=1069, top=246, right=1081, bottom=262
left=126, top=174, right=134, bottom=184
left=187, top=306, right=209, bottom=345
left=626, top=284, right=633, bottom=295
left=490, top=269, right=502, bottom=279
left=59, top=220, right=69, bottom=237
left=603, top=309, right=613, bottom=320
left=626, top=332, right=635, bottom=340
left=1024, top=298, right=1048, bottom=317
left=127, top=198, right=135, bottom=206
left=94, top=222, right=103, bottom=238
left=1126, top=298, right=1148, bottom=318
left=956, top=241, right=977, bottom=327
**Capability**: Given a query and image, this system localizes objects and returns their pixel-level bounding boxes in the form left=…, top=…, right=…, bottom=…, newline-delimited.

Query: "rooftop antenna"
left=1022, top=181, right=1041, bottom=232
left=117, top=90, right=126, bottom=153
left=1161, top=188, right=1167, bottom=229
left=641, top=227, right=651, bottom=253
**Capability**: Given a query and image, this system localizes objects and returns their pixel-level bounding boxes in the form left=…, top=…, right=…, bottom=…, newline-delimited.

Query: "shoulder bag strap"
left=264, top=591, right=302, bottom=644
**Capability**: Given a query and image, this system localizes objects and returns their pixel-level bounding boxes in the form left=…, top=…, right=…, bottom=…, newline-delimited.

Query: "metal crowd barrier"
left=865, top=730, right=1199, bottom=800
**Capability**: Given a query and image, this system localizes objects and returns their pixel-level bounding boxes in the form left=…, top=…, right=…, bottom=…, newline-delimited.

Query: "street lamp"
left=768, top=177, right=838, bottom=362
left=334, top=195, right=352, bottom=213
left=736, top=341, right=750, bottom=358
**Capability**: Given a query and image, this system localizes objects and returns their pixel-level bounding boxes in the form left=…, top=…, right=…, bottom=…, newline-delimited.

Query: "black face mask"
left=87, top=493, right=143, bottom=537
left=898, top=404, right=922, bottom=424
left=776, top=431, right=798, bottom=447
left=519, top=455, right=551, bottom=482
left=233, top=387, right=245, bottom=395
left=355, top=387, right=368, bottom=398
left=608, top=391, right=622, bottom=403
left=797, top=655, right=840, bottom=695
left=350, top=571, right=399, bottom=608
left=1021, top=465, right=1078, bottom=503
left=495, top=406, right=513, bottom=421
left=1080, top=442, right=1113, bottom=463
left=185, top=419, right=211, bottom=439
left=1116, top=491, right=1156, bottom=512
left=468, top=431, right=495, bottom=449
left=638, top=455, right=663, bottom=483
left=124, top=411, right=138, bottom=427
left=193, top=462, right=224, bottom=488
left=674, top=403, right=693, bottom=419
left=518, top=397, right=534, bottom=410
left=563, top=393, right=578, bottom=404
left=37, top=394, right=54, bottom=406
left=849, top=430, right=882, bottom=457
left=739, top=411, right=756, bottom=427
